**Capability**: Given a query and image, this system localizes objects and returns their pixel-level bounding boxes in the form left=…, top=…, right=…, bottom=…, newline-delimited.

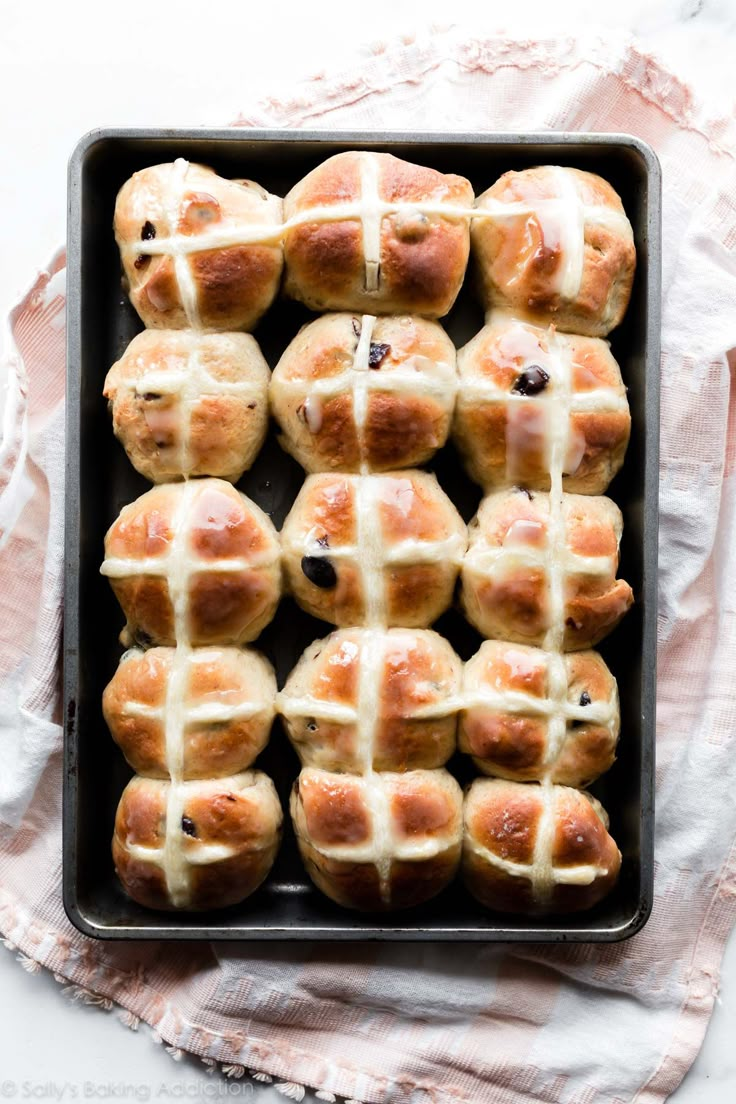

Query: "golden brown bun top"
left=114, top=160, right=283, bottom=332
left=270, top=312, right=456, bottom=474
left=283, top=151, right=473, bottom=318
left=101, top=479, right=281, bottom=647
left=462, top=487, right=633, bottom=650
left=292, top=767, right=463, bottom=856
left=104, top=329, right=270, bottom=483
left=454, top=312, right=630, bottom=493
left=280, top=470, right=466, bottom=629
left=103, top=479, right=278, bottom=568
left=460, top=641, right=619, bottom=786
left=103, top=645, right=276, bottom=779
left=463, top=778, right=621, bottom=913
left=472, top=165, right=635, bottom=337
left=278, top=627, right=461, bottom=772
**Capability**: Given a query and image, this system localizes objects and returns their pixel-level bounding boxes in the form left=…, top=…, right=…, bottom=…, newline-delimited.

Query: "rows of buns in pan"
left=100, top=479, right=632, bottom=656
left=103, top=148, right=636, bottom=916
left=115, top=153, right=635, bottom=335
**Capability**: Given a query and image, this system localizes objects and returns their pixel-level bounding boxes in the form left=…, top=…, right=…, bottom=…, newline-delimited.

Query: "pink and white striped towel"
left=2, top=29, right=736, bottom=1104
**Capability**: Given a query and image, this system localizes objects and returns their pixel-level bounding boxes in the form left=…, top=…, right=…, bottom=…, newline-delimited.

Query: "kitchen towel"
left=1, top=28, right=736, bottom=1104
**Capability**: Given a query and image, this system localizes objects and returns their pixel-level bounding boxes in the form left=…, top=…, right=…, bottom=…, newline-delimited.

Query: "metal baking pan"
left=64, top=128, right=660, bottom=941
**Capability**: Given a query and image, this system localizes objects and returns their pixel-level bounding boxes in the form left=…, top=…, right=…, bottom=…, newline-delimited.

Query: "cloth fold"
left=1, top=28, right=736, bottom=1104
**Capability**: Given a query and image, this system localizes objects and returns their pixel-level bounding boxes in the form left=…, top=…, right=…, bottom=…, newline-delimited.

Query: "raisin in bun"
left=270, top=313, right=457, bottom=474
left=463, top=778, right=621, bottom=914
left=280, top=471, right=466, bottom=629
left=472, top=166, right=635, bottom=337
left=460, top=642, right=619, bottom=786
left=113, top=771, right=282, bottom=911
left=101, top=479, right=281, bottom=647
left=114, top=160, right=283, bottom=331
left=103, top=646, right=276, bottom=779
left=104, top=330, right=270, bottom=483
left=283, top=152, right=473, bottom=317
left=279, top=628, right=461, bottom=772
left=291, top=767, right=462, bottom=911
left=461, top=487, right=633, bottom=650
left=454, top=313, right=630, bottom=493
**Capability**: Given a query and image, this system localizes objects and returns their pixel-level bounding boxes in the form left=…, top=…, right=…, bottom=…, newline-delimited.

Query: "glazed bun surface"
left=291, top=767, right=463, bottom=911
left=101, top=479, right=281, bottom=647
left=104, top=330, right=270, bottom=483
left=461, top=487, right=633, bottom=650
left=472, top=166, right=635, bottom=337
left=279, top=627, right=461, bottom=772
left=460, top=641, right=619, bottom=785
left=454, top=312, right=630, bottom=493
left=112, top=770, right=282, bottom=911
left=114, top=160, right=283, bottom=331
left=103, top=645, right=276, bottom=779
left=283, top=152, right=473, bottom=317
left=271, top=312, right=457, bottom=474
left=281, top=470, right=466, bottom=629
left=463, top=778, right=621, bottom=914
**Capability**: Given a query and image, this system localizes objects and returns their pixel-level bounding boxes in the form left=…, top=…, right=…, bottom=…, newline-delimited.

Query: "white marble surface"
left=0, top=1, right=735, bottom=1100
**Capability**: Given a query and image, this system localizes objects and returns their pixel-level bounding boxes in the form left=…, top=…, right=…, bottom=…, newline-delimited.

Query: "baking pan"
left=64, top=129, right=660, bottom=941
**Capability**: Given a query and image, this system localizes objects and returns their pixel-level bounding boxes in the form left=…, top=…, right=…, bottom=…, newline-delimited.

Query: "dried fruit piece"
left=368, top=342, right=391, bottom=369
left=301, top=555, right=337, bottom=589
left=511, top=365, right=550, bottom=396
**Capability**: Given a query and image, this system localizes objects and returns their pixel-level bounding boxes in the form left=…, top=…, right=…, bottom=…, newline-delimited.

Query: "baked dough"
left=459, top=641, right=619, bottom=786
left=114, top=160, right=283, bottom=331
left=291, top=766, right=463, bottom=910
left=280, top=470, right=467, bottom=628
left=471, top=166, right=635, bottom=337
left=113, top=770, right=282, bottom=910
left=104, top=329, right=270, bottom=483
left=101, top=479, right=281, bottom=647
left=454, top=312, right=630, bottom=493
left=283, top=151, right=473, bottom=317
left=270, top=312, right=456, bottom=473
left=103, top=645, right=276, bottom=779
left=461, top=487, right=633, bottom=650
left=463, top=778, right=621, bottom=914
left=279, top=627, right=461, bottom=772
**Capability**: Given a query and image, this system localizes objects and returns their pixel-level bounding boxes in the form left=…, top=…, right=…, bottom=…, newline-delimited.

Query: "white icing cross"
left=112, top=339, right=263, bottom=476
left=277, top=314, right=457, bottom=475
left=123, top=158, right=632, bottom=306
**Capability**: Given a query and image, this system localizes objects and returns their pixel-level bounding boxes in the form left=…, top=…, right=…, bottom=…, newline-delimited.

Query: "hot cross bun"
left=460, top=642, right=619, bottom=786
left=280, top=470, right=466, bottom=629
left=454, top=312, right=630, bottom=493
left=103, top=645, right=276, bottom=779
left=283, top=152, right=473, bottom=317
left=104, top=329, right=270, bottom=484
left=270, top=312, right=457, bottom=474
left=291, top=767, right=463, bottom=911
left=279, top=627, right=461, bottom=773
left=114, top=160, right=283, bottom=331
left=461, top=487, right=633, bottom=650
left=471, top=166, right=635, bottom=337
left=463, top=778, right=621, bottom=914
left=113, top=770, right=282, bottom=911
left=101, top=479, right=281, bottom=647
